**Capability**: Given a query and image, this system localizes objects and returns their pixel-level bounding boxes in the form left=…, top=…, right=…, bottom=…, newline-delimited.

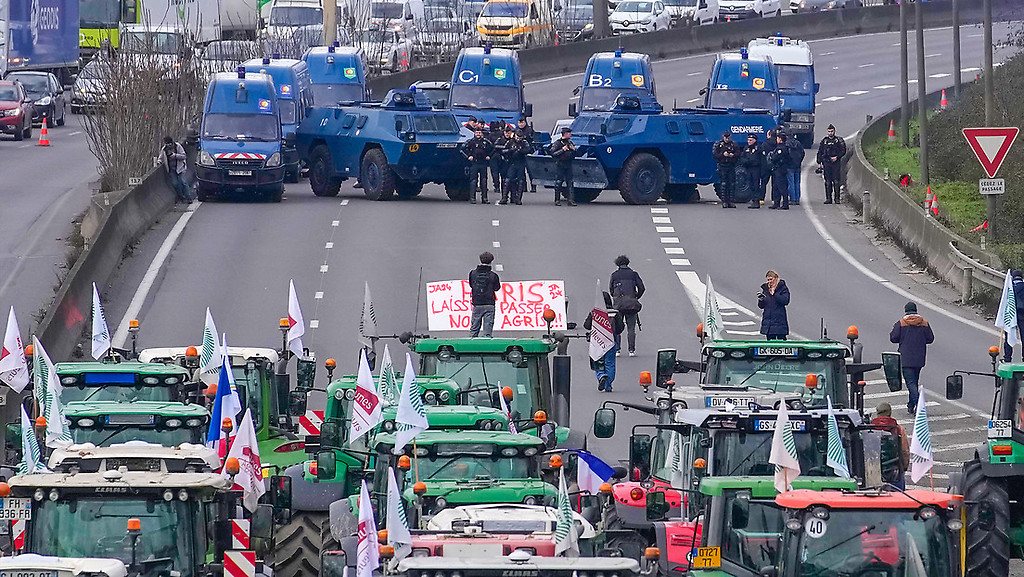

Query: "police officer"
left=785, top=129, right=806, bottom=205
left=488, top=120, right=508, bottom=200
left=758, top=128, right=776, bottom=205
left=712, top=131, right=740, bottom=208
left=463, top=128, right=493, bottom=204
left=739, top=133, right=763, bottom=209
left=503, top=126, right=527, bottom=205
left=816, top=124, right=847, bottom=204
left=549, top=127, right=577, bottom=206
left=516, top=117, right=537, bottom=193
left=768, top=132, right=791, bottom=210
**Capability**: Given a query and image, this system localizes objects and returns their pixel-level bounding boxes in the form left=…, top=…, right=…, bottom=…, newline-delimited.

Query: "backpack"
left=874, top=419, right=910, bottom=478
left=471, top=268, right=494, bottom=300
left=612, top=284, right=642, bottom=314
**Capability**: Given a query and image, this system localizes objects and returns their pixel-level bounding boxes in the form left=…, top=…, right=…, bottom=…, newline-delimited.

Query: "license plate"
left=441, top=543, right=503, bottom=557
left=0, top=571, right=57, bottom=577
left=437, top=143, right=457, bottom=148
left=228, top=170, right=253, bottom=176
left=106, top=413, right=154, bottom=425
left=754, top=419, right=807, bottom=432
left=0, top=498, right=31, bottom=520
left=688, top=546, right=721, bottom=569
left=705, top=396, right=755, bottom=408
left=989, top=420, right=1012, bottom=439
left=755, top=347, right=798, bottom=357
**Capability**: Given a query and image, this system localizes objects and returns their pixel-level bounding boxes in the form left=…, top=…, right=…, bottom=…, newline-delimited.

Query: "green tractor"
left=945, top=354, right=1024, bottom=577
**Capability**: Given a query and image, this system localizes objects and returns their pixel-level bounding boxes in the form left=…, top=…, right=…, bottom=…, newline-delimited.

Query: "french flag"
left=577, top=450, right=615, bottom=495
left=207, top=353, right=242, bottom=457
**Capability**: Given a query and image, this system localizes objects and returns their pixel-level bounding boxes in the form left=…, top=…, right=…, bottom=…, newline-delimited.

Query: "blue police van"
left=243, top=56, right=314, bottom=182
left=570, top=50, right=657, bottom=116
left=748, top=35, right=817, bottom=147
left=302, top=44, right=371, bottom=105
left=195, top=69, right=286, bottom=202
left=448, top=46, right=532, bottom=125
left=702, top=49, right=788, bottom=129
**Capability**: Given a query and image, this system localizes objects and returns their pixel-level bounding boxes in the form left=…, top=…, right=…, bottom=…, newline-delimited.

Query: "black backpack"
left=471, top=268, right=494, bottom=300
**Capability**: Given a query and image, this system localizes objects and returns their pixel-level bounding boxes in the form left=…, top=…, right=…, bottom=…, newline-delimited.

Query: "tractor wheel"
left=662, top=183, right=698, bottom=203
left=445, top=180, right=472, bottom=201
left=309, top=145, right=342, bottom=197
left=395, top=179, right=423, bottom=198
left=963, top=457, right=1011, bottom=577
left=361, top=148, right=395, bottom=201
left=618, top=152, right=667, bottom=204
left=573, top=188, right=601, bottom=203
left=606, top=527, right=650, bottom=562
left=272, top=511, right=329, bottom=576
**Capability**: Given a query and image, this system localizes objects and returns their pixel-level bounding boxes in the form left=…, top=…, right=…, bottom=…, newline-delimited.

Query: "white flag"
left=498, top=383, right=519, bottom=434
left=386, top=467, right=413, bottom=561
left=350, top=350, right=383, bottom=444
left=588, top=279, right=615, bottom=362
left=553, top=469, right=579, bottom=557
left=909, top=388, right=934, bottom=483
left=356, top=480, right=380, bottom=577
left=18, top=405, right=47, bottom=475
left=394, top=353, right=428, bottom=450
left=769, top=402, right=801, bottom=492
left=0, top=307, right=30, bottom=393
left=378, top=344, right=399, bottom=407
left=91, top=283, right=111, bottom=360
left=288, top=280, right=306, bottom=357
left=199, top=308, right=221, bottom=379
left=359, top=282, right=379, bottom=348
left=32, top=337, right=72, bottom=449
left=825, top=396, right=851, bottom=478
left=222, top=409, right=266, bottom=512
left=703, top=276, right=724, bottom=341
left=997, top=269, right=1020, bottom=347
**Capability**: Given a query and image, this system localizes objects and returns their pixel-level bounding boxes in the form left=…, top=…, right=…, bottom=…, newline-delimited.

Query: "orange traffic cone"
left=887, top=120, right=896, bottom=142
left=940, top=89, right=948, bottom=110
left=931, top=190, right=940, bottom=215
left=37, top=119, right=50, bottom=146
left=924, top=187, right=933, bottom=211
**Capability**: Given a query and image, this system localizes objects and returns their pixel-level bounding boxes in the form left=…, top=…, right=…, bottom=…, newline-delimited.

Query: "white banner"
left=426, top=280, right=567, bottom=332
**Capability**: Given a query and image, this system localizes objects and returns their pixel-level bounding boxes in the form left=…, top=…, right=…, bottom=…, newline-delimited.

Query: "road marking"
left=669, top=258, right=691, bottom=266
left=727, top=330, right=761, bottom=336
left=898, top=413, right=975, bottom=424
left=864, top=390, right=905, bottom=399
left=18, top=144, right=31, bottom=149
left=822, top=96, right=845, bottom=102
left=723, top=320, right=755, bottom=326
left=929, top=73, right=951, bottom=78
left=492, top=219, right=500, bottom=226
left=310, top=320, right=320, bottom=329
left=660, top=237, right=679, bottom=244
left=320, top=265, right=329, bottom=273
left=961, top=67, right=981, bottom=73
left=822, top=51, right=836, bottom=56
left=341, top=199, right=349, bottom=205
left=908, top=79, right=919, bottom=84
left=934, top=442, right=985, bottom=453
left=112, top=201, right=200, bottom=346
left=494, top=264, right=504, bottom=272
left=664, top=247, right=685, bottom=254
left=325, top=242, right=334, bottom=249
left=931, top=427, right=981, bottom=438
left=687, top=71, right=703, bottom=76
left=675, top=271, right=757, bottom=316
left=858, top=63, right=875, bottom=68
left=492, top=241, right=501, bottom=248
left=332, top=220, right=339, bottom=226
left=968, top=33, right=983, bottom=38
left=721, top=311, right=739, bottom=316
left=925, top=53, right=942, bottom=58
left=651, top=207, right=669, bottom=213
left=874, top=84, right=896, bottom=89
left=847, top=90, right=869, bottom=96
left=68, top=131, right=81, bottom=136
left=653, top=216, right=672, bottom=223
left=686, top=98, right=701, bottom=103
left=656, top=226, right=675, bottom=233
left=315, top=291, right=324, bottom=299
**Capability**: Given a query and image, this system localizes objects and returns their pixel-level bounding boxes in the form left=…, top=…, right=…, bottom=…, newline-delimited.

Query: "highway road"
left=15, top=22, right=1019, bottom=488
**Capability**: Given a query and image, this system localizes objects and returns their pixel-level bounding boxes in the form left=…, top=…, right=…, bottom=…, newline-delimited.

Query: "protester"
left=871, top=402, right=910, bottom=490
left=609, top=255, right=645, bottom=357
left=584, top=307, right=624, bottom=392
left=468, top=252, right=501, bottom=337
left=889, top=301, right=935, bottom=414
left=758, top=270, right=790, bottom=340
left=161, top=136, right=192, bottom=203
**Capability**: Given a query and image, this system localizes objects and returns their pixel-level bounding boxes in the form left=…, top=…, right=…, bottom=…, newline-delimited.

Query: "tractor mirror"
left=882, top=352, right=902, bottom=392
left=657, top=349, right=677, bottom=388
left=946, top=374, right=963, bottom=400
left=645, top=491, right=669, bottom=521
left=251, top=504, right=273, bottom=540
left=296, top=357, right=316, bottom=390
left=593, top=407, right=616, bottom=438
left=320, top=419, right=341, bottom=448
left=270, top=475, right=292, bottom=511
left=524, top=102, right=533, bottom=117
left=730, top=495, right=750, bottom=530
left=568, top=102, right=577, bottom=117
left=288, top=390, right=308, bottom=416
left=317, top=451, right=337, bottom=480
left=629, top=434, right=653, bottom=480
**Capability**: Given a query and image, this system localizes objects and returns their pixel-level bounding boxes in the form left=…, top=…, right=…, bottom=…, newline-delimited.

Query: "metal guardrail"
left=949, top=240, right=1004, bottom=290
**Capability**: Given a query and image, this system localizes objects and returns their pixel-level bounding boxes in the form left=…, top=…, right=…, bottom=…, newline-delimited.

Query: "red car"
left=0, top=81, right=33, bottom=141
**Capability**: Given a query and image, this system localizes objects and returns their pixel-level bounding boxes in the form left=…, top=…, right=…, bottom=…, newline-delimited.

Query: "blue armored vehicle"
left=570, top=50, right=657, bottom=116
left=302, top=44, right=371, bottom=105
left=296, top=88, right=473, bottom=200
left=702, top=49, right=787, bottom=127
left=448, top=46, right=532, bottom=126
left=525, top=93, right=778, bottom=204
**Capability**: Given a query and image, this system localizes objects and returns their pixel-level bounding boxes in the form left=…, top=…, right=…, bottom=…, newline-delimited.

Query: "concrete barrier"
left=36, top=166, right=176, bottom=362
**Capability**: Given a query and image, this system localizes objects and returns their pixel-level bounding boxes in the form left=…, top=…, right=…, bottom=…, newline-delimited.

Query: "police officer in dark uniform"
left=488, top=120, right=508, bottom=201
left=503, top=126, right=527, bottom=205
left=758, top=128, right=776, bottom=205
left=768, top=132, right=791, bottom=210
left=816, top=124, right=847, bottom=204
left=739, top=133, right=763, bottom=209
left=463, top=128, right=493, bottom=204
left=549, top=127, right=577, bottom=206
left=712, top=131, right=740, bottom=208
left=516, top=117, right=537, bottom=193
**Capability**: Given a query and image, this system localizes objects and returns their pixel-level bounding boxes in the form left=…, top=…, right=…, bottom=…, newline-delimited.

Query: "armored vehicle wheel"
left=573, top=188, right=601, bottom=203
left=310, top=145, right=342, bottom=197
left=445, top=180, right=472, bottom=201
left=272, top=511, right=330, bottom=576
left=618, top=153, right=667, bottom=204
left=396, top=180, right=423, bottom=198
left=361, top=148, right=395, bottom=201
left=270, top=185, right=284, bottom=203
left=663, top=183, right=698, bottom=203
left=962, top=458, right=1011, bottom=577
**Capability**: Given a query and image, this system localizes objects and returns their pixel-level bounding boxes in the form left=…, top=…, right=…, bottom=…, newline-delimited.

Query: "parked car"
left=608, top=0, right=671, bottom=34
left=356, top=26, right=416, bottom=72
left=4, top=71, right=67, bottom=127
left=417, top=18, right=477, bottom=62
left=71, top=58, right=111, bottom=114
left=720, top=0, right=780, bottom=19
left=790, top=0, right=858, bottom=11
left=0, top=80, right=33, bottom=140
left=554, top=2, right=593, bottom=42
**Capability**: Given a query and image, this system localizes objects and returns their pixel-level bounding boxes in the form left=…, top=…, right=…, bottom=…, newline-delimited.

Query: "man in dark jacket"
left=767, top=133, right=791, bottom=210
left=549, top=127, right=577, bottom=206
left=758, top=128, right=776, bottom=204
left=890, top=301, right=935, bottom=414
left=610, top=255, right=646, bottom=357
left=758, top=270, right=790, bottom=340
left=785, top=132, right=806, bottom=205
left=469, top=252, right=501, bottom=337
left=1003, top=269, right=1024, bottom=362
left=502, top=126, right=527, bottom=205
left=816, top=124, right=847, bottom=204
left=739, top=133, right=763, bottom=209
left=712, top=132, right=740, bottom=208
left=516, top=117, right=537, bottom=193
left=463, top=129, right=493, bottom=204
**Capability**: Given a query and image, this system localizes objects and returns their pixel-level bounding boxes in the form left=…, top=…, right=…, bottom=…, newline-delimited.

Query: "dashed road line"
left=492, top=241, right=501, bottom=248
left=822, top=96, right=845, bottom=102
left=669, top=258, right=691, bottom=266
left=315, top=291, right=324, bottom=299
left=874, top=84, right=896, bottom=89
left=650, top=207, right=669, bottom=214
left=929, top=73, right=951, bottom=78
left=660, top=237, right=679, bottom=244
left=319, top=265, right=329, bottom=273
left=656, top=226, right=675, bottom=233
left=664, top=247, right=685, bottom=254
left=325, top=242, right=334, bottom=249
left=847, top=90, right=869, bottom=96
left=653, top=216, right=672, bottom=223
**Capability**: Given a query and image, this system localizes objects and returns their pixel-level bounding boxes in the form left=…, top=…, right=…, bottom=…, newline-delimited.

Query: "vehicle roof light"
left=740, top=48, right=748, bottom=59
left=549, top=455, right=562, bottom=468
left=847, top=325, right=859, bottom=340
left=272, top=53, right=280, bottom=59
left=225, top=457, right=240, bottom=475
left=614, top=49, right=622, bottom=57
left=805, top=374, right=818, bottom=389
left=639, top=371, right=652, bottom=386
left=328, top=45, right=336, bottom=53
left=237, top=66, right=245, bottom=78
left=262, top=57, right=271, bottom=64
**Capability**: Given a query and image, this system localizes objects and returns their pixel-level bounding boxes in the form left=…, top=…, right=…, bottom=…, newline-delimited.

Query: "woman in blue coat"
left=758, top=270, right=790, bottom=340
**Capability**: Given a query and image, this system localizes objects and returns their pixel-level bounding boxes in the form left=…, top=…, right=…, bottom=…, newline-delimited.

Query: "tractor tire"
left=962, top=458, right=1011, bottom=577
left=395, top=179, right=423, bottom=198
left=272, top=511, right=330, bottom=577
left=606, top=528, right=650, bottom=562
left=361, top=148, right=395, bottom=201
left=445, top=180, right=472, bottom=201
left=310, top=145, right=342, bottom=197
left=573, top=188, right=601, bottom=203
left=662, top=183, right=698, bottom=203
left=618, top=152, right=667, bottom=204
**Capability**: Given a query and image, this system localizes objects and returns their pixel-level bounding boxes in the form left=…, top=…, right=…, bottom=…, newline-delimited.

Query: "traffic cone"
left=931, top=190, right=940, bottom=215
left=887, top=120, right=896, bottom=142
left=36, top=119, right=49, bottom=146
left=940, top=89, right=948, bottom=110
left=924, top=187, right=933, bottom=211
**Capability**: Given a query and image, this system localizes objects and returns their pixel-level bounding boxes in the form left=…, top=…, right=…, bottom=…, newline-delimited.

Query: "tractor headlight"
left=523, top=496, right=537, bottom=505
left=424, top=391, right=437, bottom=405
left=77, top=418, right=96, bottom=427
left=163, top=490, right=175, bottom=501
left=61, top=376, right=78, bottom=385
left=434, top=497, right=448, bottom=510
left=439, top=391, right=450, bottom=402
left=33, top=489, right=45, bottom=502
left=165, top=419, right=182, bottom=428
left=185, top=418, right=203, bottom=427
left=179, top=489, right=189, bottom=501
left=143, top=377, right=160, bottom=385
left=48, top=489, right=59, bottom=502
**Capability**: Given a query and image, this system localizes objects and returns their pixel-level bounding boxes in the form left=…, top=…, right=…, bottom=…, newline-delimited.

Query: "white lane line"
left=341, top=199, right=349, bottom=205
left=656, top=226, right=676, bottom=233
left=492, top=219, right=500, bottom=226
left=929, top=73, right=951, bottom=78
left=721, top=311, right=739, bottom=317
left=310, top=320, right=320, bottom=329
left=664, top=247, right=685, bottom=254
left=822, top=51, right=836, bottom=56
left=686, top=98, right=701, bottom=103
left=723, top=320, right=756, bottom=326
left=967, top=33, right=983, bottom=38
left=934, top=442, right=986, bottom=453
left=898, top=413, right=975, bottom=423
left=687, top=71, right=703, bottom=76
left=669, top=258, right=691, bottom=267
left=864, top=390, right=906, bottom=399
left=314, top=291, right=324, bottom=299
left=113, top=201, right=200, bottom=347
left=931, top=427, right=982, bottom=438
left=320, top=265, right=329, bottom=273
left=874, top=84, right=896, bottom=89
left=494, top=264, right=504, bottom=272
left=847, top=90, right=869, bottom=96
left=325, top=242, right=334, bottom=249
left=660, top=237, right=680, bottom=244
left=908, top=79, right=919, bottom=84
left=675, top=270, right=758, bottom=317
left=651, top=207, right=669, bottom=213
left=331, top=220, right=339, bottom=226
left=68, top=131, right=81, bottom=136
left=822, top=96, right=845, bottom=102
left=961, top=67, right=981, bottom=73
left=925, top=53, right=942, bottom=58
left=18, top=144, right=31, bottom=149
left=492, top=241, right=501, bottom=248
left=653, top=217, right=672, bottom=223
left=858, top=63, right=875, bottom=68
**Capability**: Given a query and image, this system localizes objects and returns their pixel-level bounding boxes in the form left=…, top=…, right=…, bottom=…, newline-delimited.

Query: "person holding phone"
left=758, top=270, right=790, bottom=341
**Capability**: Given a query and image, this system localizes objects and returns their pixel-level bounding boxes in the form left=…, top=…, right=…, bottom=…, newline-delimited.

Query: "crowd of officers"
left=712, top=124, right=848, bottom=209
left=462, top=117, right=537, bottom=205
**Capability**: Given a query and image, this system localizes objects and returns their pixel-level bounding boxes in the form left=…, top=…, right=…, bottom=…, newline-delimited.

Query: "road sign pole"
left=916, top=0, right=928, bottom=186
left=988, top=196, right=997, bottom=240
left=953, top=0, right=962, bottom=99
left=900, top=0, right=909, bottom=147
left=984, top=0, right=994, bottom=126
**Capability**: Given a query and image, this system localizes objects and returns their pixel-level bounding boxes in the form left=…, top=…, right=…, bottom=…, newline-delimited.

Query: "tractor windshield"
left=69, top=422, right=206, bottom=446
left=650, top=426, right=703, bottom=482
left=711, top=356, right=847, bottom=405
left=29, top=497, right=200, bottom=576
left=62, top=384, right=177, bottom=403
left=421, top=354, right=546, bottom=422
left=721, top=491, right=785, bottom=572
left=791, top=509, right=954, bottom=577
left=711, top=426, right=841, bottom=477
left=402, top=453, right=538, bottom=481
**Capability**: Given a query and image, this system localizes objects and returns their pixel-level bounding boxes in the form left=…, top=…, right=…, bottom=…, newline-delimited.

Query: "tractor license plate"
left=228, top=170, right=253, bottom=176
left=688, top=546, right=721, bottom=569
left=754, top=419, right=806, bottom=432
left=705, top=396, right=755, bottom=408
left=988, top=420, right=1012, bottom=439
left=441, top=543, right=503, bottom=557
left=755, top=347, right=798, bottom=357
left=0, top=498, right=31, bottom=520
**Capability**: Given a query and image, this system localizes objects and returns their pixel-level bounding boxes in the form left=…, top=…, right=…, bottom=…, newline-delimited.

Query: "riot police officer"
left=516, top=117, right=537, bottom=193
left=549, top=127, right=577, bottom=206
left=488, top=120, right=508, bottom=201
left=816, top=124, right=847, bottom=204
left=768, top=133, right=792, bottom=210
left=712, top=131, right=740, bottom=208
left=463, top=129, right=494, bottom=204
left=503, top=126, right=527, bottom=205
left=739, top=134, right=764, bottom=209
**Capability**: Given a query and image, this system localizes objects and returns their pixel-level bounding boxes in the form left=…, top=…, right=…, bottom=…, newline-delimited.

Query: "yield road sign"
left=962, top=127, right=1019, bottom=178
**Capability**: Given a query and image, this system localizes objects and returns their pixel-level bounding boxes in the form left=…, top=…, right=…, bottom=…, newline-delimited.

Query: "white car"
left=608, top=0, right=671, bottom=34
left=719, top=0, right=781, bottom=20
left=357, top=26, right=416, bottom=72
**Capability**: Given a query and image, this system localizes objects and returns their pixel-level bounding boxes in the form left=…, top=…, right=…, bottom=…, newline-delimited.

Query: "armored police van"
left=748, top=35, right=817, bottom=147
left=195, top=69, right=286, bottom=202
left=702, top=49, right=788, bottom=128
left=448, top=46, right=532, bottom=125
left=570, top=50, right=657, bottom=116
left=302, top=44, right=371, bottom=105
left=243, top=56, right=314, bottom=183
